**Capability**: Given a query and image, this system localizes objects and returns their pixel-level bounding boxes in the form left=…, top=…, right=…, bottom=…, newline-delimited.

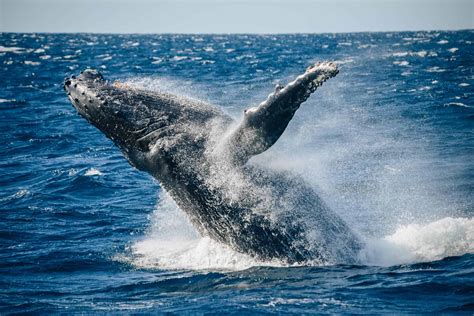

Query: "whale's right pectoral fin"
left=224, top=61, right=339, bottom=165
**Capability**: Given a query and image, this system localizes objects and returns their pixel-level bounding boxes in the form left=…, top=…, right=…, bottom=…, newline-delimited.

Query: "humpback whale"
left=64, top=62, right=361, bottom=264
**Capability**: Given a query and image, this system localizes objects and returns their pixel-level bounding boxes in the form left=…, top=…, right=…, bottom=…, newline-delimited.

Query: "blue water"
left=1, top=31, right=473, bottom=313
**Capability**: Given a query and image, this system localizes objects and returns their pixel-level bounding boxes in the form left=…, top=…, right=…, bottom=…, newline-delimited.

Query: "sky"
left=0, top=0, right=473, bottom=34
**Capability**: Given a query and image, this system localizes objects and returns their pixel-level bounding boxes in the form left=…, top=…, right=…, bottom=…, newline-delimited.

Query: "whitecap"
left=0, top=46, right=25, bottom=53
left=263, top=297, right=351, bottom=308
left=448, top=47, right=459, bottom=53
left=437, top=39, right=449, bottom=44
left=415, top=50, right=427, bottom=57
left=0, top=98, right=15, bottom=103
left=24, top=61, right=40, bottom=66
left=391, top=51, right=427, bottom=58
left=358, top=44, right=377, bottom=49
left=68, top=169, right=79, bottom=176
left=200, top=60, right=215, bottom=65
left=426, top=66, right=446, bottom=73
left=445, top=102, right=471, bottom=108
left=360, top=217, right=474, bottom=266
left=459, top=83, right=470, bottom=87
left=13, top=189, right=30, bottom=198
left=392, top=52, right=409, bottom=57
left=84, top=168, right=103, bottom=176
left=172, top=56, right=187, bottom=61
left=393, top=61, right=409, bottom=66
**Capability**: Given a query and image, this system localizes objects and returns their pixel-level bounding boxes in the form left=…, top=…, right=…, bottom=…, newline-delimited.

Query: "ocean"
left=0, top=31, right=473, bottom=313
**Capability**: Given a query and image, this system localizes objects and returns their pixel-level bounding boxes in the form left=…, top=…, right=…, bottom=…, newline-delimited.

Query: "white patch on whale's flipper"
left=224, top=61, right=339, bottom=165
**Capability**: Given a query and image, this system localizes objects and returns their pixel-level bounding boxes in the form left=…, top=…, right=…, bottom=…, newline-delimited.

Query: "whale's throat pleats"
left=224, top=62, right=339, bottom=165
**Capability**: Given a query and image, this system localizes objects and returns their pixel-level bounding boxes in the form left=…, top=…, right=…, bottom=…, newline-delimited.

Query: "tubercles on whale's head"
left=64, top=69, right=106, bottom=120
left=64, top=69, right=154, bottom=163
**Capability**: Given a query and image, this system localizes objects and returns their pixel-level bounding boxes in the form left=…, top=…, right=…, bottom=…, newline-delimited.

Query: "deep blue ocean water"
left=0, top=31, right=473, bottom=313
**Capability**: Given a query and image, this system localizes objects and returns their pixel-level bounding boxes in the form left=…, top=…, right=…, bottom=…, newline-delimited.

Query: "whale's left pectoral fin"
left=225, top=61, right=339, bottom=165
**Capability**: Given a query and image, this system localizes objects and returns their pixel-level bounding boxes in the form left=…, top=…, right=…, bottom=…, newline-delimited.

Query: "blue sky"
left=1, top=0, right=473, bottom=33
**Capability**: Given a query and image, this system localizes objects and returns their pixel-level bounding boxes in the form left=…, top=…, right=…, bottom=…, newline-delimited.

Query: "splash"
left=123, top=75, right=472, bottom=271
left=129, top=193, right=473, bottom=270
left=128, top=192, right=281, bottom=271
left=360, top=217, right=474, bottom=266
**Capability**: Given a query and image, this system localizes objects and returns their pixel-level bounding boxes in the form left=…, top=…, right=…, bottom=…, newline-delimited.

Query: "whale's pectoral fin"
left=225, top=61, right=339, bottom=165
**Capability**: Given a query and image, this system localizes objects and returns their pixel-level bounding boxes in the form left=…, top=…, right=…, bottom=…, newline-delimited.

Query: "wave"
left=360, top=217, right=474, bottom=266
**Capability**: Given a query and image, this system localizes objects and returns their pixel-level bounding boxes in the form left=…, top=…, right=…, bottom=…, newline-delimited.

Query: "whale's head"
left=64, top=69, right=219, bottom=170
left=64, top=69, right=106, bottom=122
left=64, top=69, right=165, bottom=169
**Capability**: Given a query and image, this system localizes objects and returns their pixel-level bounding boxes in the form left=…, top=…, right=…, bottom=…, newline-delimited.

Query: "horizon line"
left=1, top=28, right=472, bottom=36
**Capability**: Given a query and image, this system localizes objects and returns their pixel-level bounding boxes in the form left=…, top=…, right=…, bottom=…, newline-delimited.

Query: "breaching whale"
left=64, top=62, right=361, bottom=264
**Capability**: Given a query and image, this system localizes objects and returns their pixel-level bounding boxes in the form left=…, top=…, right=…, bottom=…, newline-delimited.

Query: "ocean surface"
left=0, top=31, right=473, bottom=313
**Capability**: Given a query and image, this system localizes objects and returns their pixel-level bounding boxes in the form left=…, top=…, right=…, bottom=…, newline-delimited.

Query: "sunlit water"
left=0, top=31, right=473, bottom=313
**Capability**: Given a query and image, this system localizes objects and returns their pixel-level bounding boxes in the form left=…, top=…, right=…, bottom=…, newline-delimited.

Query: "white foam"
left=391, top=51, right=427, bottom=58
left=126, top=192, right=280, bottom=271
left=172, top=56, right=187, bottom=61
left=130, top=236, right=273, bottom=271
left=24, top=61, right=40, bottom=66
left=84, top=168, right=103, bottom=176
left=13, top=189, right=30, bottom=198
left=127, top=192, right=473, bottom=271
left=359, top=217, right=474, bottom=266
left=0, top=98, right=15, bottom=103
left=445, top=102, right=471, bottom=108
left=263, top=297, right=351, bottom=308
left=393, top=60, right=409, bottom=66
left=0, top=46, right=25, bottom=53
left=415, top=50, right=428, bottom=57
left=426, top=66, right=446, bottom=73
